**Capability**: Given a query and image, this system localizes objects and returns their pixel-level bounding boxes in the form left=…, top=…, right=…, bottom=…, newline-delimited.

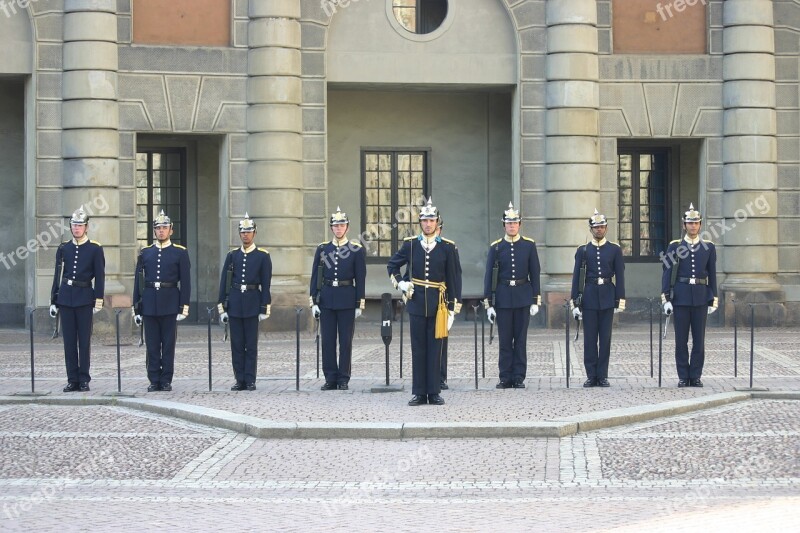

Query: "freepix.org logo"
left=0, top=196, right=110, bottom=271
left=0, top=0, right=42, bottom=19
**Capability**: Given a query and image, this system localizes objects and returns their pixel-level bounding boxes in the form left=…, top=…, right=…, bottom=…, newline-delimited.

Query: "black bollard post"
left=207, top=307, right=214, bottom=392
left=733, top=299, right=738, bottom=377
left=296, top=307, right=303, bottom=392
left=29, top=308, right=35, bottom=394
left=749, top=304, right=755, bottom=390
left=381, top=293, right=393, bottom=387
left=480, top=304, right=485, bottom=378
left=115, top=309, right=123, bottom=393
left=658, top=308, right=663, bottom=388
left=564, top=302, right=570, bottom=389
left=473, top=303, right=479, bottom=390
left=649, top=297, right=654, bottom=378
left=399, top=301, right=404, bottom=379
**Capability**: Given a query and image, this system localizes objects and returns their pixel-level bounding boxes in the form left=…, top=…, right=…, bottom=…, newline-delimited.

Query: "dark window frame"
left=360, top=147, right=431, bottom=264
left=392, top=0, right=448, bottom=34
left=616, top=145, right=673, bottom=263
left=136, top=148, right=188, bottom=248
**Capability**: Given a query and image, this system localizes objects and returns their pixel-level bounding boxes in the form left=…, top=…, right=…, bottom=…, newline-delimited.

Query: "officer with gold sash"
left=49, top=207, right=105, bottom=392
left=310, top=207, right=366, bottom=391
left=661, top=203, right=718, bottom=387
left=483, top=202, right=541, bottom=389
left=387, top=198, right=460, bottom=406
left=571, top=209, right=625, bottom=388
left=218, top=214, right=272, bottom=391
left=133, top=211, right=191, bottom=392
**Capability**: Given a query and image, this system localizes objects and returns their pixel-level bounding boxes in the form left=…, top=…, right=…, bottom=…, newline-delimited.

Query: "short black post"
left=733, top=298, right=738, bottom=377
left=648, top=297, right=654, bottom=378
left=658, top=308, right=663, bottom=388
left=399, top=301, right=404, bottom=379
left=749, top=304, right=755, bottom=390
left=29, top=308, right=36, bottom=394
left=381, top=293, right=393, bottom=387
left=115, top=309, right=123, bottom=393
left=565, top=302, right=570, bottom=389
left=480, top=304, right=485, bottom=378
left=207, top=307, right=214, bottom=392
left=296, top=307, right=303, bottom=391
left=473, top=303, right=479, bottom=390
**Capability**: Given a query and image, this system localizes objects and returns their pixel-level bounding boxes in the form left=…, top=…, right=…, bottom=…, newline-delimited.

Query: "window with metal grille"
left=392, top=0, right=448, bottom=34
left=617, top=149, right=669, bottom=259
left=361, top=150, right=429, bottom=260
left=136, top=149, right=187, bottom=249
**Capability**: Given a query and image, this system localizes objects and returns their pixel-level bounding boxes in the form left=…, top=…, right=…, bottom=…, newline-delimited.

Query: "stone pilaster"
left=544, top=0, right=600, bottom=325
left=247, top=0, right=305, bottom=327
left=721, top=0, right=784, bottom=325
left=61, top=0, right=124, bottom=303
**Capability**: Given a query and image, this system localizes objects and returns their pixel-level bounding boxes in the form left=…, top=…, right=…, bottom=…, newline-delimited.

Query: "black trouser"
left=441, top=338, right=448, bottom=383
left=583, top=308, right=614, bottom=380
left=497, top=307, right=531, bottom=383
left=409, top=314, right=443, bottom=395
left=60, top=305, right=93, bottom=383
left=321, top=308, right=355, bottom=385
left=674, top=304, right=708, bottom=380
left=144, top=315, right=177, bottom=386
left=229, top=316, right=259, bottom=384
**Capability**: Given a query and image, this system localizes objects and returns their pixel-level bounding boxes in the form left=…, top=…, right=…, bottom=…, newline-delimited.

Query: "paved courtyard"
left=0, top=320, right=798, bottom=531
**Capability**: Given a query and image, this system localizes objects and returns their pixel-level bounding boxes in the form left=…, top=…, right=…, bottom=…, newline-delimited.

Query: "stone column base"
left=721, top=283, right=786, bottom=327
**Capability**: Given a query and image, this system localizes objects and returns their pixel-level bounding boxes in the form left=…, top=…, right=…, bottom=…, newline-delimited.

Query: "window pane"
left=620, top=206, right=632, bottom=223
left=152, top=153, right=163, bottom=170
left=398, top=154, right=410, bottom=171
left=639, top=240, right=653, bottom=256
left=380, top=242, right=392, bottom=257
left=620, top=189, right=632, bottom=205
left=619, top=154, right=632, bottom=171
left=379, top=154, right=391, bottom=170
left=411, top=172, right=423, bottom=189
left=136, top=171, right=148, bottom=188
left=619, top=223, right=632, bottom=240
left=398, top=172, right=410, bottom=189
left=166, top=153, right=181, bottom=170
left=379, top=206, right=392, bottom=222
left=136, top=152, right=148, bottom=170
left=366, top=189, right=378, bottom=205
left=640, top=170, right=650, bottom=188
left=379, top=171, right=392, bottom=189
left=411, top=155, right=423, bottom=171
left=619, top=171, right=632, bottom=188
left=366, top=206, right=378, bottom=223
left=366, top=154, right=378, bottom=171
left=619, top=240, right=632, bottom=256
left=366, top=171, right=378, bottom=188
left=379, top=189, right=391, bottom=205
left=639, top=154, right=652, bottom=171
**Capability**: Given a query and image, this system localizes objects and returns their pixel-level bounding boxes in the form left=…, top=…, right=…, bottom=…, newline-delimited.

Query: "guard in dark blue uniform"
left=218, top=214, right=272, bottom=391
left=49, top=207, right=105, bottom=392
left=436, top=217, right=461, bottom=390
left=483, top=202, right=541, bottom=389
left=661, top=203, right=718, bottom=388
left=387, top=198, right=460, bottom=406
left=571, top=209, right=625, bottom=388
left=310, top=207, right=366, bottom=391
left=133, top=211, right=191, bottom=392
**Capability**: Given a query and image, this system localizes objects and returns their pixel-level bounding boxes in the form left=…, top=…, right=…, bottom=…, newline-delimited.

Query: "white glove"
left=707, top=306, right=717, bottom=315
left=530, top=304, right=539, bottom=317
left=258, top=313, right=268, bottom=321
left=614, top=308, right=622, bottom=314
left=312, top=305, right=321, bottom=318
left=355, top=308, right=362, bottom=319
left=447, top=310, right=455, bottom=331
left=93, top=307, right=101, bottom=315
left=486, top=307, right=496, bottom=324
left=176, top=313, right=186, bottom=321
left=398, top=280, right=412, bottom=293
left=134, top=315, right=143, bottom=327
left=49, top=305, right=57, bottom=318
left=572, top=307, right=582, bottom=320
left=219, top=312, right=229, bottom=324
left=663, top=302, right=673, bottom=316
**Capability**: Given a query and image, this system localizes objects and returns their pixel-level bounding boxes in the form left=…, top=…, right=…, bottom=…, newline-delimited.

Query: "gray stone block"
left=775, top=28, right=800, bottom=54
left=706, top=137, right=723, bottom=163
left=38, top=43, right=63, bottom=70
left=230, top=134, right=248, bottom=161
left=302, top=107, right=325, bottom=133
left=214, top=105, right=247, bottom=132
left=235, top=0, right=248, bottom=18
left=303, top=191, right=325, bottom=218
left=304, top=217, right=326, bottom=246
left=778, top=164, right=800, bottom=188
left=521, top=109, right=544, bottom=135
left=37, top=190, right=62, bottom=216
left=37, top=101, right=61, bottom=130
left=521, top=136, right=545, bottom=164
left=599, top=137, right=616, bottom=163
left=778, top=137, right=800, bottom=162
left=230, top=161, right=248, bottom=188
left=37, top=159, right=63, bottom=187
left=777, top=83, right=800, bottom=108
left=233, top=20, right=248, bottom=48
left=777, top=111, right=799, bottom=135
left=521, top=81, right=545, bottom=108
left=165, top=76, right=202, bottom=132
left=778, top=191, right=799, bottom=217
left=33, top=13, right=64, bottom=41
left=597, top=1, right=611, bottom=26
left=119, top=132, right=135, bottom=159
left=117, top=16, right=131, bottom=43
left=598, top=29, right=611, bottom=55
left=710, top=28, right=724, bottom=55
left=708, top=164, right=723, bottom=191
left=301, top=51, right=325, bottom=77
left=117, top=0, right=131, bottom=14
left=302, top=134, right=324, bottom=161
left=779, top=219, right=800, bottom=245
left=30, top=0, right=64, bottom=14
left=119, top=102, right=150, bottom=131
left=521, top=164, right=545, bottom=191
left=301, top=22, right=326, bottom=50
left=600, top=163, right=616, bottom=190
left=520, top=53, right=546, bottom=81
left=37, top=131, right=61, bottom=158
left=119, top=74, right=171, bottom=131
left=37, top=72, right=62, bottom=99
left=512, top=0, right=546, bottom=29
left=119, top=189, right=134, bottom=216
left=302, top=79, right=325, bottom=105
left=519, top=27, right=547, bottom=54
left=776, top=57, right=799, bottom=81
left=303, top=162, right=325, bottom=189
left=118, top=159, right=134, bottom=188
left=709, top=0, right=724, bottom=26
left=118, top=46, right=247, bottom=75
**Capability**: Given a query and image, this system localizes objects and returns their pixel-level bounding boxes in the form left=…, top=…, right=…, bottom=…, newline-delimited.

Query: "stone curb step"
left=4, top=391, right=797, bottom=439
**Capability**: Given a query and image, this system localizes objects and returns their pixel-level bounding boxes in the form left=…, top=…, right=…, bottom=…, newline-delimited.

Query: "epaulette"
left=90, top=240, right=102, bottom=246
left=670, top=239, right=681, bottom=244
left=704, top=240, right=715, bottom=245
left=174, top=244, right=187, bottom=250
left=403, top=236, right=415, bottom=241
left=491, top=238, right=502, bottom=246
left=318, top=242, right=327, bottom=247
left=609, top=241, right=620, bottom=247
left=349, top=240, right=363, bottom=248
left=441, top=237, right=455, bottom=245
left=258, top=247, right=269, bottom=254
left=522, top=236, right=536, bottom=243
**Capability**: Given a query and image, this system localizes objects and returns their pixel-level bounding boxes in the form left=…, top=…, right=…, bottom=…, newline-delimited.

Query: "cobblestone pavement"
left=0, top=323, right=798, bottom=530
